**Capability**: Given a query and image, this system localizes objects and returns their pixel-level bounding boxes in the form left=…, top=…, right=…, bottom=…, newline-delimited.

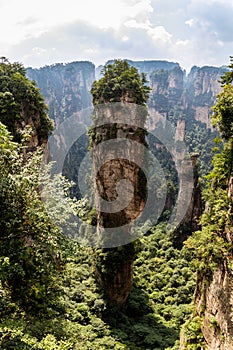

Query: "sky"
left=1, top=0, right=233, bottom=72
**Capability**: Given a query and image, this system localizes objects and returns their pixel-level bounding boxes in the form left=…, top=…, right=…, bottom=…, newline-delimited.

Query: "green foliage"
left=181, top=315, right=206, bottom=349
left=185, top=57, right=233, bottom=276
left=212, top=56, right=233, bottom=140
left=97, top=224, right=195, bottom=349
left=219, top=55, right=233, bottom=85
left=184, top=226, right=230, bottom=276
left=0, top=122, right=62, bottom=311
left=134, top=225, right=195, bottom=327
left=0, top=203, right=195, bottom=349
left=212, top=84, right=233, bottom=140
left=0, top=59, right=53, bottom=141
left=183, top=57, right=233, bottom=347
left=91, top=59, right=151, bottom=105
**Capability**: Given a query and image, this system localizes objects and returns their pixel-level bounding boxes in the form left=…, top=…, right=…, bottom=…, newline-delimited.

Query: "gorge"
left=0, top=57, right=232, bottom=349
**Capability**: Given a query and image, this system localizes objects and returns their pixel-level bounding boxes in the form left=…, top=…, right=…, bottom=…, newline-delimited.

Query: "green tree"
left=182, top=56, right=233, bottom=348
left=91, top=59, right=150, bottom=105
left=0, top=59, right=53, bottom=142
left=212, top=56, right=233, bottom=140
left=0, top=60, right=60, bottom=312
left=212, top=84, right=233, bottom=140
left=0, top=122, right=62, bottom=311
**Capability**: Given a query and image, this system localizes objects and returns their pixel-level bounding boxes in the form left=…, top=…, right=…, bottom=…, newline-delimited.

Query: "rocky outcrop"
left=92, top=105, right=147, bottom=238
left=91, top=103, right=147, bottom=305
left=186, top=66, right=227, bottom=128
left=190, top=173, right=233, bottom=350
left=194, top=261, right=233, bottom=349
left=172, top=153, right=202, bottom=247
left=27, top=61, right=95, bottom=127
left=95, top=244, right=135, bottom=305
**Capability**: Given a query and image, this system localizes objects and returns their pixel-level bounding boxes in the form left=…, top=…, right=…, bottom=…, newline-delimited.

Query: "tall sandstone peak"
left=186, top=65, right=227, bottom=128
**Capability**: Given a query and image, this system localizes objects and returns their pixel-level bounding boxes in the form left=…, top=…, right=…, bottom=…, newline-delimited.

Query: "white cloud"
left=125, top=0, right=153, bottom=19
left=185, top=18, right=196, bottom=27
left=1, top=0, right=233, bottom=71
left=124, top=19, right=151, bottom=29
left=124, top=20, right=172, bottom=45
left=122, top=36, right=130, bottom=42
left=148, top=26, right=172, bottom=44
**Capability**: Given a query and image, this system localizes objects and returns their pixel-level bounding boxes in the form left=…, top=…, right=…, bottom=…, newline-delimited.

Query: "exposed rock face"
left=172, top=153, right=202, bottom=247
left=27, top=61, right=95, bottom=176
left=186, top=66, right=227, bottom=128
left=92, top=109, right=147, bottom=235
left=95, top=244, right=135, bottom=306
left=27, top=60, right=226, bottom=133
left=27, top=61, right=95, bottom=126
left=92, top=103, right=147, bottom=305
left=194, top=262, right=233, bottom=349
left=191, top=175, right=233, bottom=350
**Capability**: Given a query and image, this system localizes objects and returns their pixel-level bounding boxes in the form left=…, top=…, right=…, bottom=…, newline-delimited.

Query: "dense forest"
left=0, top=56, right=233, bottom=349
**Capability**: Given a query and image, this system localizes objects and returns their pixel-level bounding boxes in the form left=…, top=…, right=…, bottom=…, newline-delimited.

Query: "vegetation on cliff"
left=1, top=57, right=232, bottom=349
left=91, top=59, right=150, bottom=105
left=90, top=60, right=150, bottom=305
left=0, top=58, right=53, bottom=143
left=181, top=57, right=233, bottom=349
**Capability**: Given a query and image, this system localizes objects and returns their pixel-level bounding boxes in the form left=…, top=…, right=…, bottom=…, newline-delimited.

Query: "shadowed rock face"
left=95, top=157, right=146, bottom=229
left=27, top=61, right=95, bottom=127
left=95, top=243, right=135, bottom=306
left=91, top=103, right=147, bottom=305
left=194, top=262, right=233, bottom=350
left=191, top=177, right=233, bottom=350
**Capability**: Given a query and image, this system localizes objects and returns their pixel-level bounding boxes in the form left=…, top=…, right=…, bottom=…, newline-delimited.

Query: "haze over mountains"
left=27, top=59, right=227, bottom=127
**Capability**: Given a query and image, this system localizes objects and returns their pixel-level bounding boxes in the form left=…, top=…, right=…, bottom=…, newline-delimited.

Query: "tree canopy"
left=91, top=59, right=151, bottom=105
left=212, top=57, right=233, bottom=140
left=0, top=59, right=53, bottom=141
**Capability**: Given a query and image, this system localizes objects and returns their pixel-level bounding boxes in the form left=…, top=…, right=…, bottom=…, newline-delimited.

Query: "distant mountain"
left=26, top=59, right=227, bottom=130
left=26, top=59, right=227, bottom=179
left=27, top=61, right=95, bottom=127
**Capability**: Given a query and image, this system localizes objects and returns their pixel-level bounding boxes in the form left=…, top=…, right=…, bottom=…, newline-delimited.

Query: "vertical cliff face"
left=90, top=60, right=150, bottom=305
left=194, top=262, right=233, bottom=349
left=186, top=66, right=227, bottom=128
left=27, top=60, right=226, bottom=139
left=147, top=65, right=185, bottom=122
left=172, top=153, right=202, bottom=247
left=191, top=175, right=233, bottom=350
left=91, top=104, right=147, bottom=305
left=27, top=61, right=95, bottom=189
left=27, top=61, right=95, bottom=126
left=92, top=106, right=147, bottom=237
